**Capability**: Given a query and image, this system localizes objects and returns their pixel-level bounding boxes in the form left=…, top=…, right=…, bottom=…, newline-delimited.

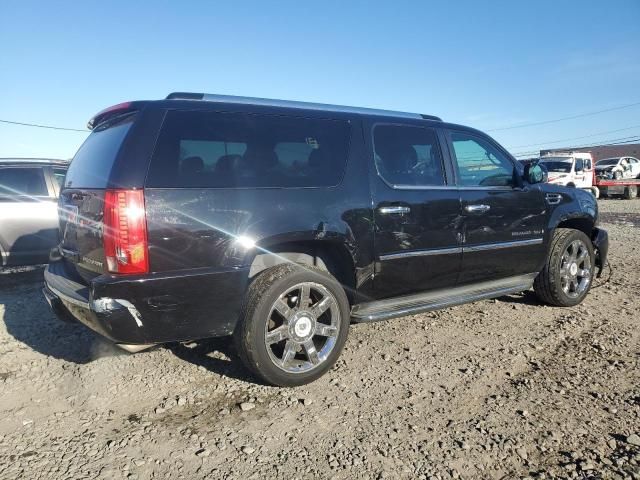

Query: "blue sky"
left=1, top=0, right=639, bottom=159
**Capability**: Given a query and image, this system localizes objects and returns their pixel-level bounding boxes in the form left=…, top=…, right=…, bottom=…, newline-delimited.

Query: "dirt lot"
left=1, top=199, right=639, bottom=480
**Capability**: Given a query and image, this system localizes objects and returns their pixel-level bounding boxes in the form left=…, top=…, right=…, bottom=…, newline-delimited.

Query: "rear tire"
left=234, top=263, right=350, bottom=387
left=623, top=186, right=638, bottom=200
left=534, top=228, right=595, bottom=307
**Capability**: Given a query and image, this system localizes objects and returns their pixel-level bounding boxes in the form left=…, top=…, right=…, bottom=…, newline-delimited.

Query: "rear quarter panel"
left=144, top=119, right=375, bottom=290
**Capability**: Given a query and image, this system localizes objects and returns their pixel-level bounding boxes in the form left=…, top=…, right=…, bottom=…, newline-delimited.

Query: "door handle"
left=379, top=206, right=411, bottom=215
left=464, top=204, right=490, bottom=214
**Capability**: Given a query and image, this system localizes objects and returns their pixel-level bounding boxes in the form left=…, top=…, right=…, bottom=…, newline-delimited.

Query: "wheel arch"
left=247, top=240, right=357, bottom=304
left=555, top=216, right=594, bottom=237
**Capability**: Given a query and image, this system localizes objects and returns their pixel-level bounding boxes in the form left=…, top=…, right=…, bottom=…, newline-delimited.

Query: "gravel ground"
left=1, top=199, right=639, bottom=480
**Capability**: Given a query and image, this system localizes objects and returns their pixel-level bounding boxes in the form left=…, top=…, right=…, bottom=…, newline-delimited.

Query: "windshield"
left=596, top=158, right=619, bottom=166
left=540, top=159, right=573, bottom=173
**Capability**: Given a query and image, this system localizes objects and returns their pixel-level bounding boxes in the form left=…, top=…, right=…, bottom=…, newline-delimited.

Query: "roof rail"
left=165, top=92, right=442, bottom=121
left=0, top=157, right=69, bottom=164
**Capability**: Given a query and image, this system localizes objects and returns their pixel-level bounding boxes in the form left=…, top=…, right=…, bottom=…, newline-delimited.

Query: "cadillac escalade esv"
left=43, top=93, right=608, bottom=386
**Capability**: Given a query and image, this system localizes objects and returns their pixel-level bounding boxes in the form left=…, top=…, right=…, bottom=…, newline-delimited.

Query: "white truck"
left=539, top=152, right=598, bottom=197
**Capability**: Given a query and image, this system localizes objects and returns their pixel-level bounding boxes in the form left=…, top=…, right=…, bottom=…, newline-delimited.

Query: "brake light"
left=103, top=189, right=149, bottom=274
left=88, top=102, right=134, bottom=130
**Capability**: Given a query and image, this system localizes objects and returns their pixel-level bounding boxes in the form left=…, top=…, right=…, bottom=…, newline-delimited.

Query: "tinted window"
left=450, top=132, right=514, bottom=187
left=0, top=167, right=48, bottom=197
left=65, top=114, right=135, bottom=188
left=146, top=110, right=351, bottom=188
left=373, top=125, right=445, bottom=186
left=52, top=167, right=67, bottom=189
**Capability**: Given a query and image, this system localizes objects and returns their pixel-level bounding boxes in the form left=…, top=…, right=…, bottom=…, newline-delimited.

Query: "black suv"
left=43, top=93, right=608, bottom=386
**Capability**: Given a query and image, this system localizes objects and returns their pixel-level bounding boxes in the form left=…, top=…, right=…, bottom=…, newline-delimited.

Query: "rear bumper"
left=43, top=259, right=249, bottom=345
left=591, top=227, right=608, bottom=278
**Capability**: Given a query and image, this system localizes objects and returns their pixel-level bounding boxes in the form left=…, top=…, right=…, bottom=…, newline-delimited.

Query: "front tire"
left=235, top=263, right=350, bottom=387
left=534, top=228, right=595, bottom=307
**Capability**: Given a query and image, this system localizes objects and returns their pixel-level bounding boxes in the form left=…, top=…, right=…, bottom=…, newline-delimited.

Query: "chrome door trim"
left=456, top=186, right=515, bottom=191
left=464, top=238, right=543, bottom=252
left=380, top=238, right=543, bottom=261
left=380, top=246, right=462, bottom=261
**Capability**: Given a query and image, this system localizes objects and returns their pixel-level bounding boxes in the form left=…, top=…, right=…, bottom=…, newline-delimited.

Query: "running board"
left=351, top=273, right=537, bottom=323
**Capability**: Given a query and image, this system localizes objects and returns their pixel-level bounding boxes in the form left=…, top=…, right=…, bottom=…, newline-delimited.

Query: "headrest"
left=181, top=156, right=204, bottom=174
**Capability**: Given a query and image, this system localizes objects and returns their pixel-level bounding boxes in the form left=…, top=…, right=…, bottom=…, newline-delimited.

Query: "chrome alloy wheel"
left=560, top=239, right=592, bottom=298
left=264, top=282, right=340, bottom=373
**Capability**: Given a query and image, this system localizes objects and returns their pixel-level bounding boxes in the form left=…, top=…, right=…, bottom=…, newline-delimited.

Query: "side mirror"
left=524, top=163, right=547, bottom=184
left=575, top=159, right=584, bottom=172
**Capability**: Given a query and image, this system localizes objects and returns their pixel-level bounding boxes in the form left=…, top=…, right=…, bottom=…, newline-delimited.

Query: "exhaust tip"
left=116, top=343, right=155, bottom=353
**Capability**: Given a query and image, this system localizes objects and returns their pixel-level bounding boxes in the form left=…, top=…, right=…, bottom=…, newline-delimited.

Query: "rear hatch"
left=59, top=111, right=138, bottom=282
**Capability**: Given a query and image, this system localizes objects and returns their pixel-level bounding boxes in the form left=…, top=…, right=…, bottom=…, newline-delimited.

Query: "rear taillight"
left=103, top=189, right=149, bottom=275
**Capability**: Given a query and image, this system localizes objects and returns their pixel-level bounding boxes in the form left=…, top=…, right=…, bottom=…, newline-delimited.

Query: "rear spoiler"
left=87, top=101, right=147, bottom=130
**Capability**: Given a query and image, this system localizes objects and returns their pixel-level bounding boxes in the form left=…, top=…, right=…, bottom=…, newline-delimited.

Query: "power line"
left=3, top=99, right=639, bottom=137
left=512, top=136, right=640, bottom=157
left=505, top=125, right=640, bottom=150
left=513, top=137, right=640, bottom=157
left=512, top=134, right=640, bottom=154
left=486, top=101, right=640, bottom=132
left=0, top=118, right=87, bottom=133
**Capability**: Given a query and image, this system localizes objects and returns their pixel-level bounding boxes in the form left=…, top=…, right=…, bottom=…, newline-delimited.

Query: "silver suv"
left=0, top=158, right=68, bottom=267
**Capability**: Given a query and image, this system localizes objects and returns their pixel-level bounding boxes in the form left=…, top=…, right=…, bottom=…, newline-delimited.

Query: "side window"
left=52, top=168, right=67, bottom=189
left=450, top=132, right=514, bottom=187
left=147, top=111, right=351, bottom=188
left=373, top=125, right=445, bottom=186
left=0, top=167, right=48, bottom=198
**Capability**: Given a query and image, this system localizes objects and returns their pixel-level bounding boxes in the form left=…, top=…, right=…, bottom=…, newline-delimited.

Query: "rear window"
left=0, top=167, right=48, bottom=197
left=146, top=110, right=351, bottom=188
left=64, top=114, right=135, bottom=188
